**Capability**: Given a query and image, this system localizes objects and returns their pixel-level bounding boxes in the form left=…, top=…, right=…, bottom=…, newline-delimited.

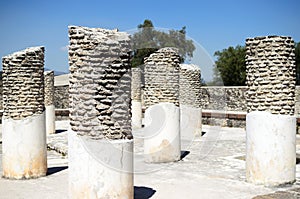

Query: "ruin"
left=68, top=26, right=133, bottom=198
left=245, top=36, right=296, bottom=186
left=246, top=36, right=296, bottom=115
left=179, top=64, right=202, bottom=141
left=131, top=67, right=142, bottom=129
left=44, top=71, right=55, bottom=134
left=143, top=47, right=181, bottom=163
left=2, top=46, right=47, bottom=179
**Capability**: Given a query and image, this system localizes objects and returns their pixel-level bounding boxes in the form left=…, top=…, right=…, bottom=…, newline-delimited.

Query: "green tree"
left=295, top=42, right=300, bottom=84
left=213, top=45, right=246, bottom=86
left=131, top=19, right=195, bottom=67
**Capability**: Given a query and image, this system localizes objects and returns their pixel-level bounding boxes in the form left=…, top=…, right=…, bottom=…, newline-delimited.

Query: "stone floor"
left=1, top=122, right=300, bottom=198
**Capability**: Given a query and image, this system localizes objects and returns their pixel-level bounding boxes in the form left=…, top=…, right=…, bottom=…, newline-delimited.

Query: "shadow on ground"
left=134, top=186, right=156, bottom=199
left=55, top=129, right=67, bottom=134
left=180, top=150, right=190, bottom=160
left=47, top=166, right=68, bottom=176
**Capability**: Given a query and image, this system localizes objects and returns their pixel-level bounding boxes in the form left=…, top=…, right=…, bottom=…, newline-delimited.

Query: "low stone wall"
left=200, top=86, right=247, bottom=111
left=202, top=110, right=246, bottom=128
left=54, top=85, right=69, bottom=109
left=37, top=84, right=300, bottom=117
left=1, top=73, right=300, bottom=123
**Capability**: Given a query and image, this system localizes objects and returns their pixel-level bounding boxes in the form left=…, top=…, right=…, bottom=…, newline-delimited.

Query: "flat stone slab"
left=47, top=131, right=68, bottom=156
left=46, top=120, right=69, bottom=155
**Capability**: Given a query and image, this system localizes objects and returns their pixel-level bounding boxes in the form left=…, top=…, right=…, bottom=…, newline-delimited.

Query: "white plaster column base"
left=68, top=130, right=133, bottom=199
left=246, top=111, right=296, bottom=186
left=2, top=112, right=47, bottom=179
left=144, top=102, right=181, bottom=163
left=132, top=100, right=142, bottom=129
left=46, top=105, right=56, bottom=135
left=180, top=105, right=202, bottom=141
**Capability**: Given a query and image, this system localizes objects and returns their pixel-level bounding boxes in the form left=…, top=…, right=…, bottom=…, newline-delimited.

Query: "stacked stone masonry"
left=246, top=36, right=296, bottom=115
left=2, top=46, right=45, bottom=119
left=131, top=67, right=142, bottom=101
left=68, top=26, right=132, bottom=139
left=144, top=47, right=180, bottom=109
left=179, top=64, right=201, bottom=108
left=54, top=85, right=69, bottom=109
left=200, top=86, right=247, bottom=111
left=44, top=71, right=54, bottom=106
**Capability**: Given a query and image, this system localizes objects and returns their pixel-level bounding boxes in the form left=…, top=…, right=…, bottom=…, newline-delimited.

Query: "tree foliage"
left=131, top=19, right=195, bottom=67
left=213, top=45, right=246, bottom=86
left=212, top=43, right=300, bottom=86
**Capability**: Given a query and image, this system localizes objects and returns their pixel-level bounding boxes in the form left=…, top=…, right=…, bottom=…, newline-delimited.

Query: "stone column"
left=2, top=46, right=47, bottom=179
left=143, top=47, right=181, bottom=163
left=245, top=36, right=296, bottom=186
left=131, top=67, right=142, bottom=129
left=179, top=64, right=202, bottom=142
left=44, top=71, right=55, bottom=135
left=68, top=26, right=133, bottom=198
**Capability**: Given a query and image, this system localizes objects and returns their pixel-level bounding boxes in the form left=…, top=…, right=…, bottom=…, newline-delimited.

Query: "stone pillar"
left=245, top=36, right=296, bottom=186
left=44, top=71, right=55, bottom=135
left=246, top=36, right=296, bottom=114
left=131, top=67, right=142, bottom=129
left=246, top=111, right=296, bottom=186
left=2, top=46, right=47, bottom=179
left=68, top=26, right=133, bottom=198
left=143, top=47, right=181, bottom=163
left=179, top=64, right=202, bottom=142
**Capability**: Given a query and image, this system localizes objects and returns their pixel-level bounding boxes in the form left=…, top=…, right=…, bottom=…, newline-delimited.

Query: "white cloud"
left=60, top=45, right=68, bottom=52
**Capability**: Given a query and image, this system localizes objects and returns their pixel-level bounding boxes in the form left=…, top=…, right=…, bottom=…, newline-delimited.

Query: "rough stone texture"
left=44, top=71, right=54, bottom=106
left=54, top=85, right=69, bottom=109
left=295, top=86, right=300, bottom=116
left=68, top=26, right=132, bottom=140
left=253, top=188, right=300, bottom=199
left=200, top=86, right=247, bottom=111
left=2, top=46, right=45, bottom=120
left=179, top=64, right=201, bottom=108
left=144, top=47, right=180, bottom=109
left=32, top=83, right=300, bottom=116
left=0, top=79, right=2, bottom=110
left=202, top=117, right=246, bottom=128
left=246, top=36, right=296, bottom=115
left=131, top=67, right=142, bottom=101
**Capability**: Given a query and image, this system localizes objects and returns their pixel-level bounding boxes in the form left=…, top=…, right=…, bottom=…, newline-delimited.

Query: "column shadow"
left=46, top=166, right=68, bottom=176
left=134, top=186, right=156, bottom=199
left=180, top=150, right=190, bottom=160
left=55, top=129, right=67, bottom=134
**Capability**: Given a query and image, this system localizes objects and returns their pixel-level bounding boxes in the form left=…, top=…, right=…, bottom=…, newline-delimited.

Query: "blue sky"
left=0, top=0, right=299, bottom=80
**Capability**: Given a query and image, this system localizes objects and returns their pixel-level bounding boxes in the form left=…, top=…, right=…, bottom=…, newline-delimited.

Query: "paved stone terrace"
left=1, top=122, right=300, bottom=198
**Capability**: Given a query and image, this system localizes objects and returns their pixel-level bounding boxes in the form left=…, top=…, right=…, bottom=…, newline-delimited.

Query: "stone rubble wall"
left=295, top=87, right=300, bottom=115
left=54, top=85, right=69, bottom=109
left=246, top=36, right=296, bottom=115
left=68, top=26, right=132, bottom=140
left=144, top=47, right=180, bottom=109
left=2, top=46, right=45, bottom=120
left=179, top=64, right=201, bottom=108
left=200, top=86, right=247, bottom=111
left=1, top=79, right=300, bottom=116
left=44, top=71, right=54, bottom=106
left=131, top=67, right=141, bottom=101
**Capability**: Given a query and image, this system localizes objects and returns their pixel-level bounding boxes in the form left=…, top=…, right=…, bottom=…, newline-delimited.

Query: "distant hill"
left=44, top=68, right=68, bottom=76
